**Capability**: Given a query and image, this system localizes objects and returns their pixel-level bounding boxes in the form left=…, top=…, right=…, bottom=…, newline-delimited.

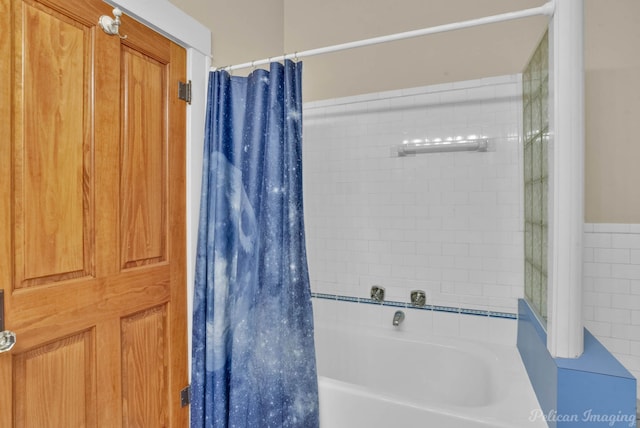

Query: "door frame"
left=103, top=0, right=212, bottom=373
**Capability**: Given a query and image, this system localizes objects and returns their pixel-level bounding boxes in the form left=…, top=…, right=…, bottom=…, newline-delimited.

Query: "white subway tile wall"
left=583, top=223, right=640, bottom=396
left=312, top=298, right=516, bottom=346
left=303, top=75, right=524, bottom=313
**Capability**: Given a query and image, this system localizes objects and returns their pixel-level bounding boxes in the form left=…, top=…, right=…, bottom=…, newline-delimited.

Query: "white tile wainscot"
left=583, top=223, right=640, bottom=397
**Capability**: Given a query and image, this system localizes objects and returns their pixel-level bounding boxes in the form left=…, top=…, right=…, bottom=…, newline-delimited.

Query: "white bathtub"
left=313, top=302, right=545, bottom=428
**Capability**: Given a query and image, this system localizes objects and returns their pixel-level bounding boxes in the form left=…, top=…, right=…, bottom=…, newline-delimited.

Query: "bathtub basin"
left=315, top=322, right=545, bottom=427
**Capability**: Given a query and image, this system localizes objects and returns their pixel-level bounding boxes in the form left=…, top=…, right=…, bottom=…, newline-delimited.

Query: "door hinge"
left=178, top=80, right=192, bottom=104
left=180, top=385, right=191, bottom=407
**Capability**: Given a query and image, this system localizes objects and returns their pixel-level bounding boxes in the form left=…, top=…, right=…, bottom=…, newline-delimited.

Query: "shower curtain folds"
left=191, top=60, right=319, bottom=428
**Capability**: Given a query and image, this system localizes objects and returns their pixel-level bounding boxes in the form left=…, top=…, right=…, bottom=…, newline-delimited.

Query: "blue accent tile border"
left=311, top=292, right=517, bottom=320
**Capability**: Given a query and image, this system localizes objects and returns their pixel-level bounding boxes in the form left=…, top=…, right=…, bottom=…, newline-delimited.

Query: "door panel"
left=14, top=330, right=97, bottom=427
left=0, top=0, right=188, bottom=426
left=19, top=0, right=93, bottom=286
left=121, top=305, right=168, bottom=427
left=121, top=46, right=167, bottom=269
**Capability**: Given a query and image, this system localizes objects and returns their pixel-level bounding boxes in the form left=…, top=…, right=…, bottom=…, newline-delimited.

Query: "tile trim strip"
left=311, top=292, right=517, bottom=320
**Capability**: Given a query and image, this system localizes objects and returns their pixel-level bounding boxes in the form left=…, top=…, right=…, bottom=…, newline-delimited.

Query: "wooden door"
left=0, top=0, right=188, bottom=426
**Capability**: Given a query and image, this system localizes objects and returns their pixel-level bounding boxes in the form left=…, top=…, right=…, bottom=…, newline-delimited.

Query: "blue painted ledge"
left=517, top=299, right=637, bottom=427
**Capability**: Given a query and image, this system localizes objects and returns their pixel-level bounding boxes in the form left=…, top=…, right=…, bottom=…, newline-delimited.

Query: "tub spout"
left=392, top=310, right=405, bottom=326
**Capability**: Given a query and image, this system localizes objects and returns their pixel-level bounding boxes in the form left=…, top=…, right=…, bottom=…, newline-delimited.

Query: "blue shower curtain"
left=191, top=60, right=319, bottom=428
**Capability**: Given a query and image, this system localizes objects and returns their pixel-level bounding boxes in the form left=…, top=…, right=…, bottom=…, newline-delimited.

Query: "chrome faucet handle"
left=410, top=290, right=426, bottom=307
left=370, top=285, right=385, bottom=302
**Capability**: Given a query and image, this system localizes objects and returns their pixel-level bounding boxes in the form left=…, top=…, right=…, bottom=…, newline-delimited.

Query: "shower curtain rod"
left=212, top=1, right=555, bottom=72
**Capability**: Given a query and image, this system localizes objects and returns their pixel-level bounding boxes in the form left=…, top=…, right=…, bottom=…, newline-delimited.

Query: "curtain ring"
left=293, top=52, right=299, bottom=63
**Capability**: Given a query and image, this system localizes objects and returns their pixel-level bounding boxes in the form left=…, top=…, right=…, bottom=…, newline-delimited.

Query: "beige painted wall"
left=169, top=0, right=549, bottom=96
left=284, top=0, right=548, bottom=101
left=167, top=0, right=640, bottom=223
left=168, top=0, right=284, bottom=68
left=584, top=0, right=640, bottom=223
